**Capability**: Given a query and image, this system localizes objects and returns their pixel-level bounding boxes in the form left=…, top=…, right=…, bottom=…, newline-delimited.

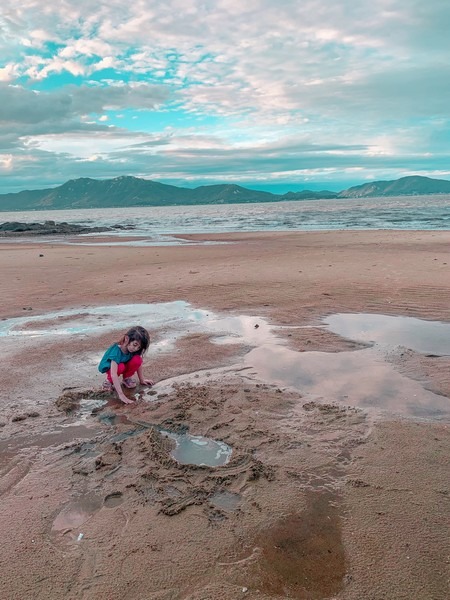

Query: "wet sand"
left=0, top=230, right=449, bottom=599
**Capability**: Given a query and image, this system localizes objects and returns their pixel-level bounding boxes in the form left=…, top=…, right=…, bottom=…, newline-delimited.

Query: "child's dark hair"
left=120, top=326, right=150, bottom=355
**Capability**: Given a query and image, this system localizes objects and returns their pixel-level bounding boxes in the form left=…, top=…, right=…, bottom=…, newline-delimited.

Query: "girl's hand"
left=119, top=394, right=135, bottom=405
left=141, top=378, right=154, bottom=386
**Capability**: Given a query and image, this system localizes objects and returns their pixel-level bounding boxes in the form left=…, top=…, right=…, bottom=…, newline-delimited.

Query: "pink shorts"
left=106, top=355, right=142, bottom=382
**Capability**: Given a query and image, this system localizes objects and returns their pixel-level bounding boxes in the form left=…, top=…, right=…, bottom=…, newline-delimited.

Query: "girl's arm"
left=137, top=364, right=154, bottom=386
left=110, top=361, right=134, bottom=404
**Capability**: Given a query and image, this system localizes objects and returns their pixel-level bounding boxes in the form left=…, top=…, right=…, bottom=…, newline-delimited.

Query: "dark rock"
left=0, top=221, right=120, bottom=236
left=12, top=414, right=27, bottom=422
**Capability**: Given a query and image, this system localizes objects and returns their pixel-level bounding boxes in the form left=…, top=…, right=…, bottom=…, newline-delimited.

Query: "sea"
left=1, top=194, right=450, bottom=245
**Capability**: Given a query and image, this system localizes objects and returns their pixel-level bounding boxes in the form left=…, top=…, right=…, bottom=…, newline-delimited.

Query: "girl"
left=98, top=326, right=154, bottom=404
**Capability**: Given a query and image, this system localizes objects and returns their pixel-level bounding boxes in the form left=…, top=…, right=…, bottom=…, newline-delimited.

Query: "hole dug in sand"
left=69, top=414, right=272, bottom=519
left=51, top=490, right=103, bottom=537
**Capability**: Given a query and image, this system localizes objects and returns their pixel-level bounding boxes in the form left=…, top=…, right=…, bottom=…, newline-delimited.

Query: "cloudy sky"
left=1, top=1, right=449, bottom=194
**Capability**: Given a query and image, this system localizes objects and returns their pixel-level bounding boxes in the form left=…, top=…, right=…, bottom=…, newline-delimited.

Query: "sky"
left=1, top=0, right=450, bottom=195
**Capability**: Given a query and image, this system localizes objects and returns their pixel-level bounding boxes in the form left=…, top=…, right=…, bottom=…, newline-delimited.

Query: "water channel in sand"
left=2, top=302, right=449, bottom=419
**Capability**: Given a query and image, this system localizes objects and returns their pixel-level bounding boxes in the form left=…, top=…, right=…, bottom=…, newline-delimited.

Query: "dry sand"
left=0, top=230, right=449, bottom=600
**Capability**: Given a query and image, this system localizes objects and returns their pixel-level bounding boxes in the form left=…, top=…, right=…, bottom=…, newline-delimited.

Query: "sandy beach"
left=0, top=229, right=449, bottom=600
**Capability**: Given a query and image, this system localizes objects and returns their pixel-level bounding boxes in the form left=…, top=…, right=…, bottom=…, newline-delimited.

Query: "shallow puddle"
left=98, top=412, right=130, bottom=427
left=67, top=234, right=226, bottom=247
left=4, top=303, right=450, bottom=420
left=0, top=302, right=273, bottom=354
left=244, top=345, right=450, bottom=418
left=52, top=491, right=103, bottom=532
left=0, top=424, right=101, bottom=469
left=104, top=414, right=232, bottom=467
left=325, top=313, right=450, bottom=356
left=162, top=431, right=232, bottom=467
left=209, top=490, right=241, bottom=511
left=77, top=397, right=108, bottom=419
left=146, top=309, right=450, bottom=419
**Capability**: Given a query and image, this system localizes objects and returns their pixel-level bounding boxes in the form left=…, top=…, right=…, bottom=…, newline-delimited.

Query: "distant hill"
left=338, top=175, right=450, bottom=198
left=0, top=176, right=336, bottom=211
left=0, top=177, right=280, bottom=211
left=0, top=175, right=449, bottom=211
left=281, top=190, right=338, bottom=200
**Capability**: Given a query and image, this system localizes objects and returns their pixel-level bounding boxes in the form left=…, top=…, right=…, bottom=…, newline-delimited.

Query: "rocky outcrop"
left=0, top=220, right=134, bottom=236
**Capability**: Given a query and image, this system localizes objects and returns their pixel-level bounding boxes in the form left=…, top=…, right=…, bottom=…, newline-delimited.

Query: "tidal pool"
left=243, top=313, right=450, bottom=418
left=0, top=301, right=274, bottom=353
left=324, top=313, right=450, bottom=356
left=244, top=346, right=449, bottom=418
left=150, top=310, right=450, bottom=420
left=4, top=303, right=449, bottom=420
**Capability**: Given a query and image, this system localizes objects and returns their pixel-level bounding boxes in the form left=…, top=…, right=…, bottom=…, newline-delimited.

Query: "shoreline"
left=1, top=229, right=449, bottom=599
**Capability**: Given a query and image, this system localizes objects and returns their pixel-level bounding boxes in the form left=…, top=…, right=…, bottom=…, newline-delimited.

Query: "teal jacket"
left=98, top=344, right=132, bottom=373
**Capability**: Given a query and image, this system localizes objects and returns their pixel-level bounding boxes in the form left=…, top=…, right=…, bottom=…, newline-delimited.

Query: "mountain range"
left=1, top=175, right=450, bottom=211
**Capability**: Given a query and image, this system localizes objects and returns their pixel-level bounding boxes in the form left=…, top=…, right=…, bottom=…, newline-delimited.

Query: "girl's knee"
left=129, top=355, right=143, bottom=369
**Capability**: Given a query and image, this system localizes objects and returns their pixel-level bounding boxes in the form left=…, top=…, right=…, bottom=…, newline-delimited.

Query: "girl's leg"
left=106, top=362, right=126, bottom=383
left=122, top=355, right=143, bottom=378
left=106, top=356, right=142, bottom=383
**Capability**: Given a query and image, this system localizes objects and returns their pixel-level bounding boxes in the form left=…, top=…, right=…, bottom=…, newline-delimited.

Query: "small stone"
left=12, top=414, right=27, bottom=422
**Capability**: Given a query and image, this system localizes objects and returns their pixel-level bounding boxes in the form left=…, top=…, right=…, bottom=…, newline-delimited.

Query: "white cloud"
left=59, top=38, right=113, bottom=59
left=1, top=1, right=450, bottom=192
left=0, top=64, right=19, bottom=82
left=0, top=154, right=14, bottom=171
